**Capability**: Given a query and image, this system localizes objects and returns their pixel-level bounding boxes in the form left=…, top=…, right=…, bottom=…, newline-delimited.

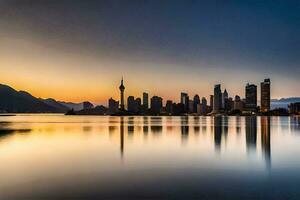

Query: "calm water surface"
left=0, top=115, right=300, bottom=199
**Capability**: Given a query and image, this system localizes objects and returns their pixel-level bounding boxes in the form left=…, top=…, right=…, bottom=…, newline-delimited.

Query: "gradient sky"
left=0, top=0, right=299, bottom=104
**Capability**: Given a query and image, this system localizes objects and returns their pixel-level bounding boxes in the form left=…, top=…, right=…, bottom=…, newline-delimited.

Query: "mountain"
left=0, top=84, right=63, bottom=113
left=271, top=97, right=300, bottom=109
left=59, top=101, right=86, bottom=111
left=40, top=98, right=69, bottom=112
left=68, top=105, right=108, bottom=115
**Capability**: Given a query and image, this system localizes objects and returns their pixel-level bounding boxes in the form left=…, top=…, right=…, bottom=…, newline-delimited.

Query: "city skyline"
left=0, top=0, right=299, bottom=104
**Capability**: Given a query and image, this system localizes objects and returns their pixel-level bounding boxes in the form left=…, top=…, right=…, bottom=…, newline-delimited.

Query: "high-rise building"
left=245, top=83, right=257, bottom=112
left=210, top=95, right=214, bottom=108
left=234, top=95, right=243, bottom=111
left=261, top=79, right=271, bottom=112
left=193, top=95, right=200, bottom=113
left=142, top=92, right=149, bottom=110
left=108, top=98, right=119, bottom=114
left=119, top=77, right=125, bottom=110
left=181, top=92, right=189, bottom=113
left=188, top=100, right=194, bottom=113
left=151, top=96, right=163, bottom=114
left=213, top=84, right=222, bottom=113
left=166, top=100, right=173, bottom=114
left=222, top=89, right=228, bottom=110
left=127, top=96, right=137, bottom=113
left=136, top=97, right=141, bottom=112
left=201, top=97, right=207, bottom=115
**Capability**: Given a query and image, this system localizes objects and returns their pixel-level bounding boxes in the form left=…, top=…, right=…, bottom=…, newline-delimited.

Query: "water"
left=0, top=115, right=300, bottom=199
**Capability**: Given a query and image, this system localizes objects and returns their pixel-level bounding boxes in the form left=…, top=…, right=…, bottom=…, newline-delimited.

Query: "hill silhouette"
left=0, top=84, right=92, bottom=113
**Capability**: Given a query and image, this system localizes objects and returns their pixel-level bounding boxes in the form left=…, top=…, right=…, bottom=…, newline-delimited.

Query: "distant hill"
left=271, top=97, right=300, bottom=109
left=40, top=98, right=69, bottom=112
left=0, top=83, right=95, bottom=113
left=0, top=84, right=63, bottom=113
left=58, top=101, right=84, bottom=111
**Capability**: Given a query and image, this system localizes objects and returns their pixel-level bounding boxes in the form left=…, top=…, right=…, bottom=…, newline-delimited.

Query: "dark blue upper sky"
left=0, top=0, right=299, bottom=102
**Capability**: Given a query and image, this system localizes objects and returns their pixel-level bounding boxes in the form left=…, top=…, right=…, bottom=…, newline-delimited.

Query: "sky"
left=0, top=0, right=299, bottom=104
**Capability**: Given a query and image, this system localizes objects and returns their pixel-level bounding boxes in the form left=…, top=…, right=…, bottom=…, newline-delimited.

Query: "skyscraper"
left=234, top=95, right=243, bottom=111
left=127, top=96, right=136, bottom=113
left=119, top=77, right=125, bottom=110
left=143, top=92, right=149, bottom=110
left=245, top=83, right=257, bottom=112
left=151, top=96, right=163, bottom=114
left=261, top=79, right=271, bottom=112
left=213, top=84, right=222, bottom=113
left=201, top=97, right=207, bottom=115
left=166, top=100, right=173, bottom=114
left=210, top=95, right=214, bottom=108
left=181, top=92, right=189, bottom=113
left=222, top=89, right=228, bottom=111
left=193, top=95, right=200, bottom=113
left=108, top=98, right=119, bottom=114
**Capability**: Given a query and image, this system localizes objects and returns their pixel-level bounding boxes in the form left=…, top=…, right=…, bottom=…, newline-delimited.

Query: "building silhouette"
left=213, top=84, right=222, bottom=113
left=201, top=97, right=207, bottom=115
left=166, top=100, right=173, bottom=114
left=119, top=77, right=125, bottom=110
left=193, top=95, right=200, bottom=113
left=127, top=96, right=139, bottom=113
left=261, top=79, right=271, bottom=112
left=234, top=95, right=243, bottom=111
left=245, top=83, right=257, bottom=112
left=108, top=98, right=119, bottom=114
left=222, top=89, right=228, bottom=110
left=151, top=96, right=163, bottom=115
left=143, top=92, right=149, bottom=110
left=181, top=92, right=189, bottom=113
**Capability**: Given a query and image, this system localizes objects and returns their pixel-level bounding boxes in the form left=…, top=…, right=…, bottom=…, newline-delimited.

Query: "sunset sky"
left=0, top=0, right=299, bottom=104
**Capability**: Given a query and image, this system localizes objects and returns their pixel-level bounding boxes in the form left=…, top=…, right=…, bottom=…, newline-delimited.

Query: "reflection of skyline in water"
left=245, top=116, right=257, bottom=153
left=181, top=116, right=189, bottom=144
left=261, top=116, right=271, bottom=169
left=213, top=116, right=228, bottom=152
left=0, top=116, right=278, bottom=169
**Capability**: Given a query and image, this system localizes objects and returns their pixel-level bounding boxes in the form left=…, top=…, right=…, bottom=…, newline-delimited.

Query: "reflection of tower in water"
left=261, top=117, right=271, bottom=168
left=181, top=116, right=189, bottom=143
left=214, top=116, right=228, bottom=152
left=120, top=117, right=124, bottom=158
left=143, top=117, right=149, bottom=135
left=245, top=116, right=257, bottom=153
left=214, top=116, right=222, bottom=151
left=194, top=116, right=200, bottom=133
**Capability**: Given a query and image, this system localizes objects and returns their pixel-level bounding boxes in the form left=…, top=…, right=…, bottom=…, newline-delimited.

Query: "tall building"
left=142, top=92, right=149, bottom=110
left=127, top=96, right=137, bottom=113
left=136, top=97, right=141, bottom=112
left=234, top=95, right=243, bottom=111
left=261, top=79, right=271, bottom=112
left=181, top=92, right=189, bottom=113
left=188, top=100, right=194, bottom=113
left=166, top=100, right=173, bottom=114
left=108, top=98, right=119, bottom=114
left=245, top=83, right=257, bottom=112
left=201, top=97, right=207, bottom=115
left=193, top=95, right=200, bottom=113
left=222, top=89, right=228, bottom=110
left=210, top=95, right=214, bottom=108
left=119, top=77, right=125, bottom=110
left=213, top=84, right=222, bottom=113
left=151, top=96, right=163, bottom=114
